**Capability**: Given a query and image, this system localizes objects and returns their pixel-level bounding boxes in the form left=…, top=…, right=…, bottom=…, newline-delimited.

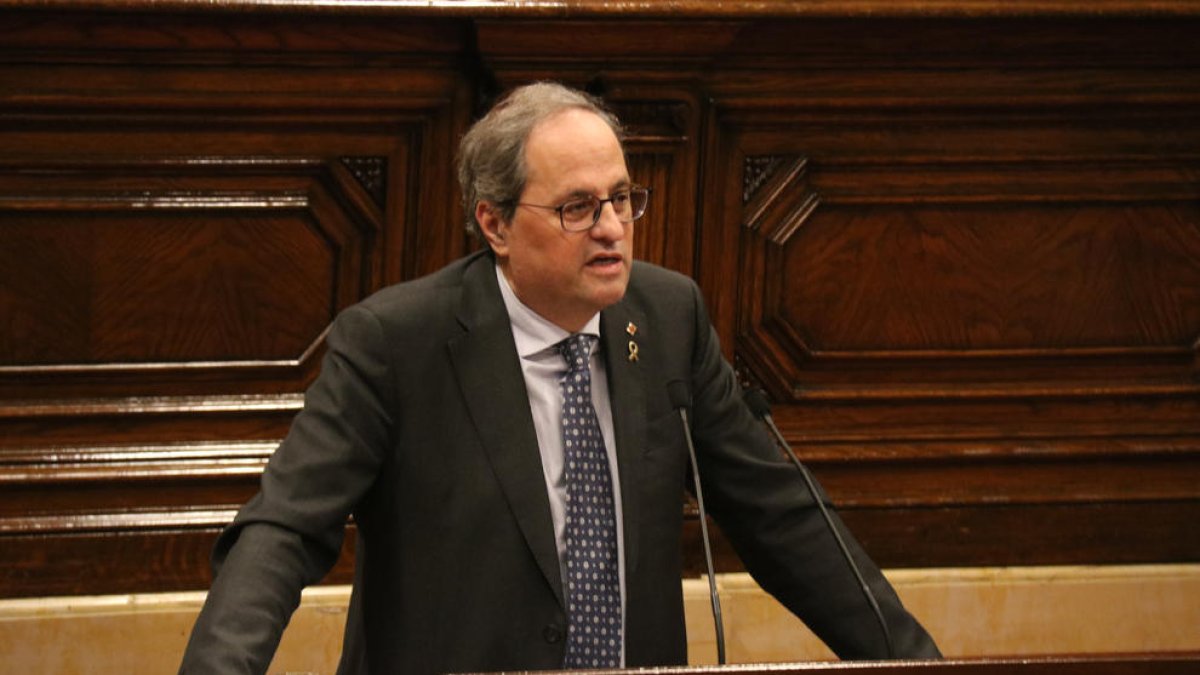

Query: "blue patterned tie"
left=557, top=334, right=622, bottom=668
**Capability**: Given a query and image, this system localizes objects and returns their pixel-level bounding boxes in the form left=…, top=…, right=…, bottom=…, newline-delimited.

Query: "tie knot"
left=557, top=334, right=593, bottom=372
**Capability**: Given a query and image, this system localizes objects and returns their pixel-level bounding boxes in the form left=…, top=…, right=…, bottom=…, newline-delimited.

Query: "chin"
left=580, top=270, right=630, bottom=310
left=592, top=285, right=628, bottom=310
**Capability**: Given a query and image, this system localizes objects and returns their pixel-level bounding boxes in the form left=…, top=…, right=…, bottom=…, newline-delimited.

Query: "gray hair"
left=456, top=81, right=624, bottom=241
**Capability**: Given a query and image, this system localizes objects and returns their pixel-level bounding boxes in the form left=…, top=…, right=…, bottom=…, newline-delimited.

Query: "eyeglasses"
left=511, top=186, right=651, bottom=232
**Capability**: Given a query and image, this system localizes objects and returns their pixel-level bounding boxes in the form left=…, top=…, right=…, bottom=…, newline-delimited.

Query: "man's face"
left=480, top=108, right=633, bottom=332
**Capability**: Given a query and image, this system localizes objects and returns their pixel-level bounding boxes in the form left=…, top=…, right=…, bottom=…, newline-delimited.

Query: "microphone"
left=667, top=380, right=726, bottom=665
left=742, top=388, right=896, bottom=659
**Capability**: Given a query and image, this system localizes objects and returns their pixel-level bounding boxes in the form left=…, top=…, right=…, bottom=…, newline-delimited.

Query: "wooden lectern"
left=468, top=654, right=1200, bottom=675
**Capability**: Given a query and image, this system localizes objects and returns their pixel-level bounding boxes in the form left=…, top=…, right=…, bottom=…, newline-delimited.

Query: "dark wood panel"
left=0, top=160, right=379, bottom=367
left=693, top=11, right=1200, bottom=584
left=773, top=204, right=1200, bottom=352
left=530, top=654, right=1200, bottom=675
left=1, top=4, right=1198, bottom=599
left=685, top=500, right=1200, bottom=575
left=839, top=501, right=1200, bottom=568
left=0, top=8, right=471, bottom=598
left=621, top=98, right=700, bottom=275
left=0, top=525, right=356, bottom=597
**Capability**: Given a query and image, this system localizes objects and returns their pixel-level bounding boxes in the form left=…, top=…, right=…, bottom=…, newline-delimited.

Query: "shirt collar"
left=495, top=263, right=601, bottom=359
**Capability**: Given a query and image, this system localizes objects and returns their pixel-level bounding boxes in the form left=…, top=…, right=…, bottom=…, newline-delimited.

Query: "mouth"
left=586, top=252, right=625, bottom=270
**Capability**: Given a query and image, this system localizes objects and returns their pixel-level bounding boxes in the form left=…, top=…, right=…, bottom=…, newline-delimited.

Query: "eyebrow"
left=562, top=180, right=632, bottom=201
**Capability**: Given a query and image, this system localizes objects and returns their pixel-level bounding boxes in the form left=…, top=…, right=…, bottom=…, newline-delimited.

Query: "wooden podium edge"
left=463, top=652, right=1200, bottom=675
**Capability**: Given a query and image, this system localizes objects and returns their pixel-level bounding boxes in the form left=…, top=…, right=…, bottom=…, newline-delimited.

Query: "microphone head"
left=743, top=388, right=772, bottom=420
left=667, top=380, right=691, bottom=410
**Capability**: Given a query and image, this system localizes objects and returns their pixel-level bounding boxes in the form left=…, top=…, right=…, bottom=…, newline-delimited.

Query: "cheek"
left=514, top=242, right=570, bottom=285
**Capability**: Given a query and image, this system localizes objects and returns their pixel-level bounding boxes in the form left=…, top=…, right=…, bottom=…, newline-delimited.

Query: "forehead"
left=523, top=108, right=628, bottom=195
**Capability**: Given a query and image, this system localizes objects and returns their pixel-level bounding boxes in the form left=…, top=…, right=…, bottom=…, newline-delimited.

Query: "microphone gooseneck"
left=743, top=388, right=896, bottom=659
left=667, top=380, right=726, bottom=665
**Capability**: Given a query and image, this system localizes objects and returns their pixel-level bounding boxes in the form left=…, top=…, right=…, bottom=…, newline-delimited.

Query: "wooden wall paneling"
left=697, top=17, right=1200, bottom=567
left=2, top=4, right=1199, bottom=598
left=616, top=95, right=701, bottom=276
left=0, top=10, right=469, bottom=597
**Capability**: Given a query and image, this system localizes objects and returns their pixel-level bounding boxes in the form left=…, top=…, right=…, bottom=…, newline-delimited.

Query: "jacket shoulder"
left=628, top=260, right=698, bottom=297
left=345, top=251, right=488, bottom=329
left=624, top=261, right=703, bottom=318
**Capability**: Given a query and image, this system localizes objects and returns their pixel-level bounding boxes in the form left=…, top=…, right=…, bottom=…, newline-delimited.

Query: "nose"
left=589, top=200, right=628, bottom=241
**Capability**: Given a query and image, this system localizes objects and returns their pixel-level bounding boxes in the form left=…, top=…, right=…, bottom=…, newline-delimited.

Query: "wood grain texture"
left=6, top=1, right=1200, bottom=19
left=484, top=654, right=1200, bottom=675
left=1, top=5, right=1198, bottom=598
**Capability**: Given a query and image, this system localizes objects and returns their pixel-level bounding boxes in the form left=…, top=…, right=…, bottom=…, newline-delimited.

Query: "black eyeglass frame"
left=508, top=186, right=651, bottom=232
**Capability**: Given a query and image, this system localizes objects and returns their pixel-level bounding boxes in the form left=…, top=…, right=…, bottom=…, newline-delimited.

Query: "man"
left=180, top=82, right=939, bottom=674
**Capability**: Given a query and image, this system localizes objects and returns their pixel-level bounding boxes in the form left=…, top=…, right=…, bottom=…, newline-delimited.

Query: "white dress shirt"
left=494, top=264, right=626, bottom=663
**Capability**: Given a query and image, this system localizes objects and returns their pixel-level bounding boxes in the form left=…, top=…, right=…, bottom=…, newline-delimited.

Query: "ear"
left=476, top=201, right=510, bottom=258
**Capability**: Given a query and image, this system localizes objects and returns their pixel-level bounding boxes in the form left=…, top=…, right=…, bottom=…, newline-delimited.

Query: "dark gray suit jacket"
left=180, top=250, right=939, bottom=674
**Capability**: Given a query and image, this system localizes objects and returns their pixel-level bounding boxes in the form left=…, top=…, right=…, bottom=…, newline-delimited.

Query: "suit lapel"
left=601, top=300, right=648, bottom=576
left=448, top=255, right=565, bottom=608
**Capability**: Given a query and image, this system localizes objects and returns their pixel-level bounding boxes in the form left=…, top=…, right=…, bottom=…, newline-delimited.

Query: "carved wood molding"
left=742, top=155, right=820, bottom=244
left=616, top=101, right=691, bottom=143
left=0, top=157, right=381, bottom=393
left=733, top=152, right=1200, bottom=403
left=340, top=156, right=388, bottom=209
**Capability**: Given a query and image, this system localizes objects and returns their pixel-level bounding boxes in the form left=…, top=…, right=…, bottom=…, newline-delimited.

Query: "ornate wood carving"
left=0, top=158, right=380, bottom=389
left=340, top=157, right=388, bottom=209
left=2, top=3, right=1199, bottom=598
left=743, top=155, right=789, bottom=204
left=712, top=23, right=1200, bottom=570
left=613, top=98, right=699, bottom=274
left=733, top=150, right=1200, bottom=403
left=0, top=7, right=467, bottom=597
